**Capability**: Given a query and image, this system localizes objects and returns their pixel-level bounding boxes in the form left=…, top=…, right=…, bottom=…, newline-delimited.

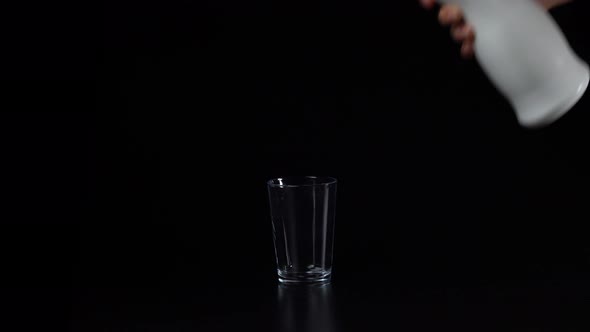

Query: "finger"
left=451, top=23, right=475, bottom=42
left=538, top=0, right=572, bottom=10
left=461, top=41, right=475, bottom=58
left=439, top=4, right=464, bottom=26
left=451, top=23, right=467, bottom=42
left=419, top=0, right=436, bottom=9
left=464, top=24, right=475, bottom=41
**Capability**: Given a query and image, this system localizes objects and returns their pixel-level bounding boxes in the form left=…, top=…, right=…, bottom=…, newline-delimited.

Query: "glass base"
left=277, top=270, right=332, bottom=284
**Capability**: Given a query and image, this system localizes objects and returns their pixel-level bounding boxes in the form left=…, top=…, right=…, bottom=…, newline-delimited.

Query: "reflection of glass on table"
left=276, top=283, right=336, bottom=332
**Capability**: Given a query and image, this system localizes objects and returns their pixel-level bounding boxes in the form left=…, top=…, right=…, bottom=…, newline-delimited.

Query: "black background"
left=2, top=1, right=590, bottom=330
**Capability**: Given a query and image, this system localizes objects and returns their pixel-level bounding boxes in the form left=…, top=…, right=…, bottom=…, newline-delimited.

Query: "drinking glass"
left=267, top=176, right=337, bottom=283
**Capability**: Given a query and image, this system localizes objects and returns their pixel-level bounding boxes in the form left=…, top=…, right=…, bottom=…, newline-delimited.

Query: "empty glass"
left=267, top=176, right=337, bottom=283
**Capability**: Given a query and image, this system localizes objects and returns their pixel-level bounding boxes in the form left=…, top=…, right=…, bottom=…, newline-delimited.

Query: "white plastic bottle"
left=440, top=0, right=589, bottom=128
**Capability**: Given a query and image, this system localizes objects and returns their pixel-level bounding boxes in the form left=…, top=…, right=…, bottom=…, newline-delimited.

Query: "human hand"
left=419, top=0, right=572, bottom=58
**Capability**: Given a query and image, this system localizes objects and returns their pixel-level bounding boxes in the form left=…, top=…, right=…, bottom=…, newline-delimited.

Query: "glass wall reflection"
left=276, top=283, right=336, bottom=332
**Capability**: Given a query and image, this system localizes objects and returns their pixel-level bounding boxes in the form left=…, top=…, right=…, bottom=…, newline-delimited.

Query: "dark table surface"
left=63, top=265, right=590, bottom=332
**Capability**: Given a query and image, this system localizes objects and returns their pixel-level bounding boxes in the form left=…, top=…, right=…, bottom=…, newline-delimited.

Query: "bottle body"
left=441, top=0, right=589, bottom=128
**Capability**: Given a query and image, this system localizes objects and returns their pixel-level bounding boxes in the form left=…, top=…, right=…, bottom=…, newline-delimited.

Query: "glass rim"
left=267, top=176, right=337, bottom=188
